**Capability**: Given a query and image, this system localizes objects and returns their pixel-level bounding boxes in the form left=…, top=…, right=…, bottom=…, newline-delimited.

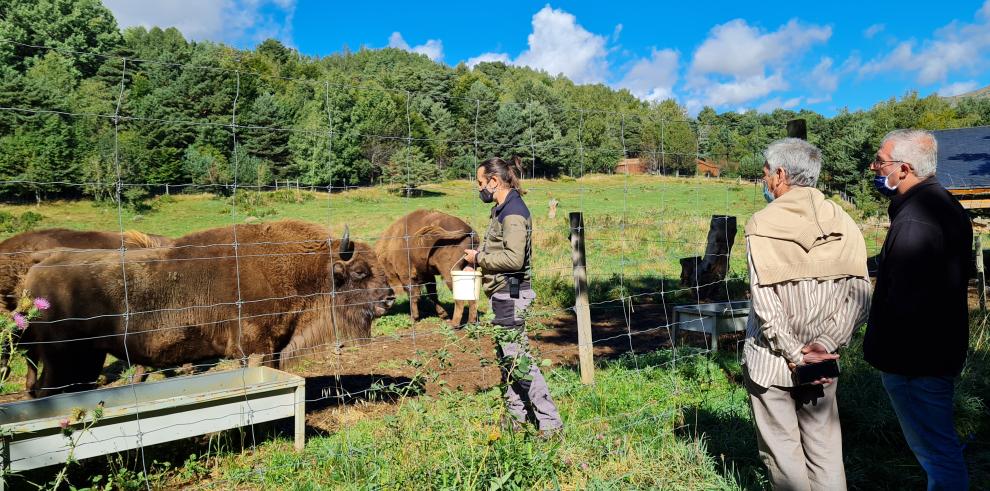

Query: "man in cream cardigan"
left=744, top=138, right=871, bottom=490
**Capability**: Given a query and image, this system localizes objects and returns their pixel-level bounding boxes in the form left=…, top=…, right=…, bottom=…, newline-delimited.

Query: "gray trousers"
left=491, top=289, right=563, bottom=431
left=745, top=369, right=846, bottom=491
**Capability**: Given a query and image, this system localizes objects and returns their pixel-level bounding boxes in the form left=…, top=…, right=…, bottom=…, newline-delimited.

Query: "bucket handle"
left=451, top=255, right=480, bottom=274
left=451, top=254, right=469, bottom=273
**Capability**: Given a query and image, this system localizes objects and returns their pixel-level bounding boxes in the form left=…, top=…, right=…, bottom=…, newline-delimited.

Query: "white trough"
left=0, top=366, right=305, bottom=476
left=672, top=300, right=750, bottom=350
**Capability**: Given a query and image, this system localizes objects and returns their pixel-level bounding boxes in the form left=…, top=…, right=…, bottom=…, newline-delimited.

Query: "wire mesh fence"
left=0, top=37, right=905, bottom=489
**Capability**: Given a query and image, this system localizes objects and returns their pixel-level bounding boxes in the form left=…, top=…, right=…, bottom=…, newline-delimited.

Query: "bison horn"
left=339, top=225, right=354, bottom=261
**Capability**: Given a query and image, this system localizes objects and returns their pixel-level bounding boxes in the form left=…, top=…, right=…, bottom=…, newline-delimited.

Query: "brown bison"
left=0, top=228, right=171, bottom=312
left=22, top=220, right=393, bottom=397
left=0, top=228, right=173, bottom=387
left=376, top=210, right=479, bottom=326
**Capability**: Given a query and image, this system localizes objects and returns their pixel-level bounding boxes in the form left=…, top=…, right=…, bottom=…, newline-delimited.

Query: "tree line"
left=1, top=0, right=989, bottom=203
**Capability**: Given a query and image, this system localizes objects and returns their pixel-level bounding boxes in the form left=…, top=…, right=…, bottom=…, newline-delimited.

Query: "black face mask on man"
left=479, top=179, right=497, bottom=203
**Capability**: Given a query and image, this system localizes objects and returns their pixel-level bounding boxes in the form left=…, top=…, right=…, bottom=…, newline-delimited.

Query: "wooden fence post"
left=570, top=212, right=595, bottom=385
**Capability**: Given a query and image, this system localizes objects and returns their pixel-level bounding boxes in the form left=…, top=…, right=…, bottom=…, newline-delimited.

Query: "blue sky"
left=103, top=1, right=990, bottom=116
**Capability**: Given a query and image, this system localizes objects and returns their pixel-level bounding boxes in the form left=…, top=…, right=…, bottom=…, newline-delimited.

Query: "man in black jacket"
left=866, top=129, right=972, bottom=490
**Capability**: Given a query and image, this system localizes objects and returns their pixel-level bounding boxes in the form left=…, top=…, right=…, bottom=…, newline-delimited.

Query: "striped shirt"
left=743, top=241, right=872, bottom=389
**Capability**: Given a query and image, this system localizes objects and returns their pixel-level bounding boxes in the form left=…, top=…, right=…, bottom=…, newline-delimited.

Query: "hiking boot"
left=537, top=426, right=564, bottom=443
left=500, top=414, right=525, bottom=433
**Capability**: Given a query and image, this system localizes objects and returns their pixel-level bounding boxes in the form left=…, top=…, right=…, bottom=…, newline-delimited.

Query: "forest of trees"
left=1, top=0, right=989, bottom=203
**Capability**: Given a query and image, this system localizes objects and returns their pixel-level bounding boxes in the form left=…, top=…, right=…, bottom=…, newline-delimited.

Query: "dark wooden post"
left=787, top=119, right=807, bottom=140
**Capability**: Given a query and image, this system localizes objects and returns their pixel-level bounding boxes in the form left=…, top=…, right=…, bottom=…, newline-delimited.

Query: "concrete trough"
left=672, top=300, right=750, bottom=350
left=0, top=366, right=305, bottom=475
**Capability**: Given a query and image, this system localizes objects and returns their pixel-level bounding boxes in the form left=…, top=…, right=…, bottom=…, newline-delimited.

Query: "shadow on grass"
left=304, top=374, right=414, bottom=412
left=667, top=325, right=990, bottom=491
left=387, top=187, right=446, bottom=198
left=527, top=273, right=750, bottom=365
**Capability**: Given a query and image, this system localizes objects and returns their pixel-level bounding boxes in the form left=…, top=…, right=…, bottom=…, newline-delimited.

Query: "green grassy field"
left=1, top=175, right=985, bottom=490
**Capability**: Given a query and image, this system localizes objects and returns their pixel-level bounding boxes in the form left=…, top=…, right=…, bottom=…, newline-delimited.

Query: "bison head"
left=331, top=226, right=395, bottom=319
left=279, top=226, right=394, bottom=369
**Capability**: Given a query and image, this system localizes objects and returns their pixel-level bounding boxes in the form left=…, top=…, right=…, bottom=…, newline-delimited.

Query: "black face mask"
left=479, top=180, right=496, bottom=203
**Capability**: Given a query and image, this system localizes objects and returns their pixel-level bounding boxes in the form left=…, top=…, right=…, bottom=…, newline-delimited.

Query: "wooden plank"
left=958, top=199, right=990, bottom=210
left=948, top=187, right=990, bottom=196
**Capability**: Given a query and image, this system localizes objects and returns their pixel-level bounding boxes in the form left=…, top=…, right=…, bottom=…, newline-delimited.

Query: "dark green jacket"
left=477, top=189, right=532, bottom=296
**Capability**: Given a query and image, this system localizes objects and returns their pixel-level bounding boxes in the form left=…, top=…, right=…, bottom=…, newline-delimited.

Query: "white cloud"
left=461, top=6, right=612, bottom=84
left=686, top=18, right=830, bottom=108
left=938, top=80, right=981, bottom=96
left=388, top=32, right=444, bottom=62
left=860, top=1, right=990, bottom=84
left=612, top=24, right=623, bottom=42
left=756, top=96, right=802, bottom=113
left=706, top=73, right=789, bottom=107
left=103, top=0, right=296, bottom=47
left=617, top=48, right=679, bottom=101
left=811, top=57, right=839, bottom=93
left=514, top=6, right=610, bottom=84
left=689, top=19, right=831, bottom=79
left=863, top=23, right=885, bottom=39
left=466, top=52, right=511, bottom=68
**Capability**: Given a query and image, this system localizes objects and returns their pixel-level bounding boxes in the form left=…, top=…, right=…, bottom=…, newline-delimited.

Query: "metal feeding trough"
left=0, top=366, right=305, bottom=476
left=672, top=300, right=751, bottom=350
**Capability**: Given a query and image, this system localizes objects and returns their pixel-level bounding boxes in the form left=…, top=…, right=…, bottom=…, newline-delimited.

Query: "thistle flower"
left=33, top=298, right=50, bottom=311
left=59, top=418, right=72, bottom=437
left=12, top=313, right=26, bottom=330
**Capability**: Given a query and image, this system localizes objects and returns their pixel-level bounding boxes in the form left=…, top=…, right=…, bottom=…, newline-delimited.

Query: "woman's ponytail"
left=479, top=156, right=527, bottom=195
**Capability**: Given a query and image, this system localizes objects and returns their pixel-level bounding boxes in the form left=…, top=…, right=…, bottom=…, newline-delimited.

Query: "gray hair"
left=882, top=129, right=938, bottom=178
left=764, top=138, right=822, bottom=187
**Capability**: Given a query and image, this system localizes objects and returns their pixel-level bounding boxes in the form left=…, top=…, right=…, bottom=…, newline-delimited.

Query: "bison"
left=22, top=220, right=394, bottom=397
left=0, top=228, right=171, bottom=312
left=376, top=210, right=479, bottom=326
left=0, top=228, right=172, bottom=387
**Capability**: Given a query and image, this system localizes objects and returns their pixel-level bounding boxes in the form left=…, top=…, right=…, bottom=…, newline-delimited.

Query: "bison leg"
left=425, top=280, right=449, bottom=320
left=0, top=344, right=10, bottom=382
left=24, top=349, right=39, bottom=398
left=468, top=300, right=478, bottom=325
left=450, top=300, right=464, bottom=327
left=406, top=282, right=422, bottom=321
left=34, top=349, right=105, bottom=398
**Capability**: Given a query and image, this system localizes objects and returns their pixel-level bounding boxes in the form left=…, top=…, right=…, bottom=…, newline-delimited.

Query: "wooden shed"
left=616, top=157, right=647, bottom=174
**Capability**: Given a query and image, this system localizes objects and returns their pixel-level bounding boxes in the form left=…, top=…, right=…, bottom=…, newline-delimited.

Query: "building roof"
left=933, top=126, right=990, bottom=190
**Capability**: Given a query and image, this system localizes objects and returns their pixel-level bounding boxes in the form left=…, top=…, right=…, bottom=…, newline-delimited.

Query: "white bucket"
left=451, top=269, right=482, bottom=301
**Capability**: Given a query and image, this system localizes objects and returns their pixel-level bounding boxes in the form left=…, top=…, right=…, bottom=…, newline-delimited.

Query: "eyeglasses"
left=870, top=158, right=909, bottom=171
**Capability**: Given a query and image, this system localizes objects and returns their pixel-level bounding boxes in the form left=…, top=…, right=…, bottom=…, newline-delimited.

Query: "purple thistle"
left=12, top=313, right=26, bottom=330
left=33, top=298, right=50, bottom=311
